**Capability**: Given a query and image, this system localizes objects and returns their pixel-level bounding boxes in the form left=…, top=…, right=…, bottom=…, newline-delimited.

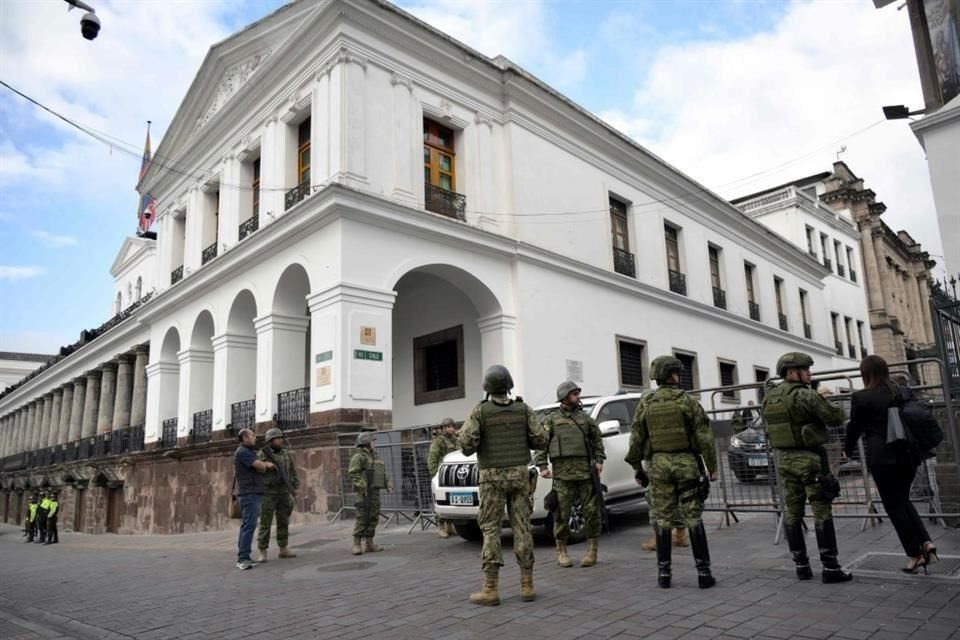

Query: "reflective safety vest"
left=28, top=503, right=38, bottom=522
left=476, top=400, right=532, bottom=469
left=547, top=412, right=589, bottom=459
left=763, top=382, right=827, bottom=450
left=39, top=497, right=51, bottom=512
left=646, top=388, right=694, bottom=454
left=47, top=500, right=59, bottom=518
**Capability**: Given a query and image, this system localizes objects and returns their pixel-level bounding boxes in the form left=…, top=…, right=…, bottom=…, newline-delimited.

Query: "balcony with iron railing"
left=192, top=409, right=213, bottom=443
left=668, top=270, right=687, bottom=296
left=171, top=265, right=184, bottom=285
left=0, top=426, right=145, bottom=473
left=201, top=242, right=218, bottom=265
left=161, top=418, right=178, bottom=448
left=238, top=214, right=259, bottom=241
left=424, top=183, right=466, bottom=221
left=835, top=341, right=843, bottom=356
left=712, top=287, right=726, bottom=310
left=804, top=323, right=812, bottom=339
left=848, top=344, right=856, bottom=358
left=837, top=264, right=845, bottom=277
left=231, top=399, right=256, bottom=432
left=850, top=270, right=857, bottom=283
left=778, top=313, right=789, bottom=331
left=613, top=247, right=636, bottom=278
left=285, top=180, right=311, bottom=210
left=275, top=386, right=310, bottom=430
left=748, top=302, right=760, bottom=321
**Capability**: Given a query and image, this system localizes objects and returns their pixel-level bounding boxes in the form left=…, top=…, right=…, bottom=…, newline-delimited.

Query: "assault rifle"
left=364, top=467, right=375, bottom=526
left=581, top=425, right=609, bottom=533
left=260, top=442, right=297, bottom=497
left=815, top=447, right=840, bottom=502
left=695, top=454, right=710, bottom=503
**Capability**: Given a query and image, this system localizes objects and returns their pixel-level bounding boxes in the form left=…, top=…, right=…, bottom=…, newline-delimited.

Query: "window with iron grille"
left=617, top=338, right=646, bottom=388
left=252, top=157, right=261, bottom=218
left=718, top=360, right=738, bottom=400
left=414, top=325, right=464, bottom=405
left=673, top=351, right=698, bottom=391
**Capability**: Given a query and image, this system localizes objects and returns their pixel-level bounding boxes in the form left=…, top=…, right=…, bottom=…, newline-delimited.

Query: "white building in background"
left=0, top=353, right=54, bottom=390
left=734, top=174, right=874, bottom=372
left=110, top=235, right=157, bottom=316
left=0, top=0, right=848, bottom=533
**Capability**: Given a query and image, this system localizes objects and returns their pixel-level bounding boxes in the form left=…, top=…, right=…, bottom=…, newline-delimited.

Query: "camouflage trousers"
left=648, top=453, right=704, bottom=530
left=553, top=478, right=601, bottom=541
left=353, top=492, right=381, bottom=539
left=778, top=449, right=832, bottom=525
left=478, top=467, right=534, bottom=573
left=257, top=493, right=294, bottom=549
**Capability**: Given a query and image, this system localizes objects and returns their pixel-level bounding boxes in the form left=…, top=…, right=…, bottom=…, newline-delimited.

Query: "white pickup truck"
left=431, top=392, right=648, bottom=542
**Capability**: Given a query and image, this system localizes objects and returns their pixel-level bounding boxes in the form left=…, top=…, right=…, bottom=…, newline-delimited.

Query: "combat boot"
left=469, top=571, right=500, bottom=606
left=520, top=568, right=536, bottom=602
left=689, top=522, right=716, bottom=589
left=256, top=548, right=268, bottom=563
left=640, top=534, right=657, bottom=551
left=784, top=520, right=813, bottom=580
left=655, top=527, right=672, bottom=588
left=351, top=536, right=363, bottom=555
left=672, top=527, right=689, bottom=547
left=816, top=519, right=853, bottom=584
left=278, top=547, right=297, bottom=558
left=438, top=522, right=450, bottom=539
left=555, top=541, right=573, bottom=567
left=580, top=538, right=599, bottom=567
left=364, top=538, right=384, bottom=553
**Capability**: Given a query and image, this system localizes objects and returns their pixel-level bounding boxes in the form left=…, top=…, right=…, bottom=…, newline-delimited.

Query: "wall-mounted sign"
left=360, top=326, right=377, bottom=346
left=354, top=349, right=383, bottom=362
left=315, top=350, right=333, bottom=364
left=566, top=359, right=583, bottom=384
left=316, top=366, right=332, bottom=386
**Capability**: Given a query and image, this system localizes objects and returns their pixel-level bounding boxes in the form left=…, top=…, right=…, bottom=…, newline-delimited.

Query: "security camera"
left=80, top=12, right=100, bottom=40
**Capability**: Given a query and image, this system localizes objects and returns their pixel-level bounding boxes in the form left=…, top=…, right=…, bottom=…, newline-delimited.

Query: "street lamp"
left=882, top=105, right=925, bottom=120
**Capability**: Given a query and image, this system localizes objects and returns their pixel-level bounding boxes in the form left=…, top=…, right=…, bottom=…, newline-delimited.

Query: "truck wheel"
left=453, top=521, right=483, bottom=542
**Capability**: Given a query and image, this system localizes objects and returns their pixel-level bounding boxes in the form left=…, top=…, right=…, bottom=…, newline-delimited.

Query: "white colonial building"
left=0, top=0, right=847, bottom=534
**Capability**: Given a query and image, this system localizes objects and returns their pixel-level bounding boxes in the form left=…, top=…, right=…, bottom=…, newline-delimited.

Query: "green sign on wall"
left=354, top=349, right=383, bottom=362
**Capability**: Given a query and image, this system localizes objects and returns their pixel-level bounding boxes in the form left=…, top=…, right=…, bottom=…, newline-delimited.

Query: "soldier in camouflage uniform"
left=428, top=417, right=460, bottom=538
left=459, top=365, right=548, bottom=606
left=763, top=352, right=852, bottom=584
left=256, top=428, right=300, bottom=562
left=535, top=381, right=605, bottom=568
left=348, top=431, right=391, bottom=555
left=626, top=356, right=718, bottom=589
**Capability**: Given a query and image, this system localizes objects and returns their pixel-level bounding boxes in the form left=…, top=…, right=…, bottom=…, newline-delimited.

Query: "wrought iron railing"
left=424, top=183, right=466, bottom=221
left=848, top=344, right=856, bottom=358
left=79, top=437, right=93, bottom=460
left=837, top=264, right=845, bottom=277
left=276, top=387, right=309, bottom=431
left=161, top=418, right=178, bottom=448
left=128, top=425, right=145, bottom=453
left=850, top=270, right=857, bottom=283
left=231, top=399, right=256, bottom=432
left=823, top=258, right=832, bottom=272
left=835, top=341, right=843, bottom=356
left=111, top=429, right=128, bottom=455
left=748, top=302, right=760, bottom=321
left=712, top=287, right=726, bottom=310
left=668, top=269, right=687, bottom=296
left=613, top=247, right=636, bottom=278
left=192, top=409, right=212, bottom=443
left=201, top=242, right=218, bottom=265
left=238, top=214, right=259, bottom=241
left=171, top=265, right=184, bottom=285
left=861, top=347, right=868, bottom=360
left=285, top=180, right=310, bottom=210
left=93, top=433, right=110, bottom=458
left=804, top=322, right=812, bottom=339
left=778, top=313, right=789, bottom=331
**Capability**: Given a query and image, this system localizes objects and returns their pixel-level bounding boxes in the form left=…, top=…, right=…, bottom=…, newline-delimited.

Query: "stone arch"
left=271, top=263, right=311, bottom=315
left=224, top=290, right=258, bottom=424
left=266, top=264, right=312, bottom=422
left=157, top=326, right=181, bottom=429
left=185, top=310, right=215, bottom=437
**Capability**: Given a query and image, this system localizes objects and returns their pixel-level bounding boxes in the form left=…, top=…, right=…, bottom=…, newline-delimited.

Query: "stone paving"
left=1, top=510, right=958, bottom=640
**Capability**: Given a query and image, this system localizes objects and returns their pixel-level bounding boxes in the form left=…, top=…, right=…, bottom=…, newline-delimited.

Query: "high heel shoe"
left=923, top=542, right=939, bottom=565
left=902, top=556, right=927, bottom=575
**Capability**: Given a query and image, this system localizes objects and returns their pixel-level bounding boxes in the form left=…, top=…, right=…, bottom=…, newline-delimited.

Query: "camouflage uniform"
left=428, top=429, right=459, bottom=536
left=763, top=351, right=851, bottom=583
left=348, top=439, right=391, bottom=548
left=256, top=433, right=299, bottom=557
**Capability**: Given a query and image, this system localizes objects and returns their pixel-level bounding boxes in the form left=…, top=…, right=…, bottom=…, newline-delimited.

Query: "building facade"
left=0, top=353, right=55, bottom=390
left=0, top=0, right=845, bottom=534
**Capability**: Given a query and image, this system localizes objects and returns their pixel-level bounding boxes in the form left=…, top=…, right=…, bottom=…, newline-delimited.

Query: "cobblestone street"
left=2, top=511, right=958, bottom=640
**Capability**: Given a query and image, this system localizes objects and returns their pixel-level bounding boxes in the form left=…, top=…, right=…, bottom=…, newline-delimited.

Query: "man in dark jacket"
left=234, top=428, right=275, bottom=570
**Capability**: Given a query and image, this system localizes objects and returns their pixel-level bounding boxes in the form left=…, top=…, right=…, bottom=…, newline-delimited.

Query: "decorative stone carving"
left=390, top=72, right=413, bottom=91
left=195, top=50, right=273, bottom=133
left=475, top=112, right=493, bottom=128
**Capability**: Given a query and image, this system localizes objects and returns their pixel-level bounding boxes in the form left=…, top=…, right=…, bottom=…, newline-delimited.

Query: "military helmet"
left=440, top=417, right=456, bottom=428
left=651, top=356, right=684, bottom=383
left=556, top=380, right=581, bottom=402
left=482, top=365, right=514, bottom=394
left=356, top=431, right=377, bottom=446
left=776, top=352, right=814, bottom=376
left=264, top=427, right=284, bottom=443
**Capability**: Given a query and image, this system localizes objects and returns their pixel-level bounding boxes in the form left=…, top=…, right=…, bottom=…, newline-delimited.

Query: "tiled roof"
left=0, top=352, right=56, bottom=363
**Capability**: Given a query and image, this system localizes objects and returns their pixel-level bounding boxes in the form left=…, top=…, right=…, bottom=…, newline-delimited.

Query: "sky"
left=0, top=0, right=945, bottom=355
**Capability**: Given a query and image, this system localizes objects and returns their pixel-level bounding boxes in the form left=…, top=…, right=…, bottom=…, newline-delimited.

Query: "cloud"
left=0, top=265, right=45, bottom=281
left=32, top=230, right=77, bottom=248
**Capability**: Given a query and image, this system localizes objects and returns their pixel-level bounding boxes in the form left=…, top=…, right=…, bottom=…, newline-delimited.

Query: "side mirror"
left=598, top=420, right=620, bottom=436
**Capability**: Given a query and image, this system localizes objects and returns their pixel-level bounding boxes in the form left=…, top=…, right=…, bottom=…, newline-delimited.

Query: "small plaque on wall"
left=566, top=359, right=583, bottom=384
left=360, top=326, right=377, bottom=346
left=316, top=366, right=332, bottom=387
left=316, top=350, right=333, bottom=364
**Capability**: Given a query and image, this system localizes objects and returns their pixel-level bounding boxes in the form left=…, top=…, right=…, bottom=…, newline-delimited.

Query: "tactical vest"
left=370, top=460, right=388, bottom=489
left=476, top=400, right=532, bottom=468
left=764, top=382, right=827, bottom=449
left=547, top=413, right=589, bottom=459
left=646, top=389, right=694, bottom=453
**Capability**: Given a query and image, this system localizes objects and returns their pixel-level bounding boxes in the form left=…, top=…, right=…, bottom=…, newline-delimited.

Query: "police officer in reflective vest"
left=626, top=356, right=718, bottom=589
left=36, top=491, right=50, bottom=543
left=44, top=491, right=60, bottom=545
left=459, top=365, right=548, bottom=606
left=763, top=352, right=852, bottom=583
left=25, top=494, right=39, bottom=542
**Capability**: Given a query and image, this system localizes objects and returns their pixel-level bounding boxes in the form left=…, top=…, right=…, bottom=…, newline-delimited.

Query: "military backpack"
left=646, top=389, right=695, bottom=454
left=476, top=400, right=532, bottom=468
left=763, top=382, right=827, bottom=449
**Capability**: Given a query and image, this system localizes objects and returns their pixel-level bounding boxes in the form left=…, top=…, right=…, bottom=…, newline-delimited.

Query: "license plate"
left=748, top=455, right=769, bottom=467
left=449, top=492, right=474, bottom=506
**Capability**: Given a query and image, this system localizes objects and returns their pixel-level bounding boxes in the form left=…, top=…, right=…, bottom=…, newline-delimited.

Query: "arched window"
left=135, top=276, right=143, bottom=301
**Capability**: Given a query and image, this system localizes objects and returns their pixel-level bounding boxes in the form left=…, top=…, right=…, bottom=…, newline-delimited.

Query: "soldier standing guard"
left=763, top=352, right=852, bottom=584
left=427, top=418, right=460, bottom=538
left=44, top=491, right=60, bottom=545
left=349, top=431, right=391, bottom=555
left=256, top=428, right=300, bottom=562
left=626, top=356, right=718, bottom=589
left=459, top=365, right=548, bottom=606
left=535, top=381, right=605, bottom=568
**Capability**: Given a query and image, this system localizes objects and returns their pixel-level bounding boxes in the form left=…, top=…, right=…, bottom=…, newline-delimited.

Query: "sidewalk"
left=1, top=510, right=958, bottom=640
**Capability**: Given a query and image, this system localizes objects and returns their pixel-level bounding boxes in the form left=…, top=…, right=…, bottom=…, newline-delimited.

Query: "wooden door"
left=74, top=487, right=85, bottom=532
left=106, top=486, right=122, bottom=533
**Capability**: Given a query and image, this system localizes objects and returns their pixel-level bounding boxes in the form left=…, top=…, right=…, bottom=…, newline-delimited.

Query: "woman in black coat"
left=843, top=355, right=936, bottom=573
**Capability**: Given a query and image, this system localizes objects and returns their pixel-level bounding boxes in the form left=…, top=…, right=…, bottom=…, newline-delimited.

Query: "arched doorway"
left=268, top=264, right=311, bottom=428
left=186, top=311, right=215, bottom=441
left=224, top=290, right=258, bottom=431
left=157, top=327, right=181, bottom=447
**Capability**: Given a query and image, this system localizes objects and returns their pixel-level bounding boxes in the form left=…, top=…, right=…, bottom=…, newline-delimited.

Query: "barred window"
left=414, top=325, right=464, bottom=405
left=674, top=351, right=698, bottom=391
left=618, top=339, right=646, bottom=388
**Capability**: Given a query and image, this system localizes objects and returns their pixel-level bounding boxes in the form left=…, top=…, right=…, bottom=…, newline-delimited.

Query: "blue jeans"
left=237, top=494, right=262, bottom=562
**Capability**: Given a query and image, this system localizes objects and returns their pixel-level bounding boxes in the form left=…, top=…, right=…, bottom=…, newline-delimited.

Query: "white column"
left=145, top=361, right=179, bottom=444
left=390, top=72, right=416, bottom=205
left=254, top=313, right=310, bottom=422
left=477, top=313, right=520, bottom=379
left=211, top=333, right=257, bottom=434
left=183, top=186, right=205, bottom=273
left=470, top=114, right=496, bottom=219
left=68, top=377, right=86, bottom=441
left=176, top=348, right=214, bottom=438
left=341, top=50, right=367, bottom=188
left=38, top=394, right=53, bottom=449
left=311, top=72, right=331, bottom=190
left=48, top=389, right=63, bottom=447
left=219, top=154, right=242, bottom=250
left=259, top=116, right=282, bottom=223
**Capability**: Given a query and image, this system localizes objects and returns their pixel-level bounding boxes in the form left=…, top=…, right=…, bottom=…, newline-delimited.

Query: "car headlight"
left=730, top=435, right=744, bottom=449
